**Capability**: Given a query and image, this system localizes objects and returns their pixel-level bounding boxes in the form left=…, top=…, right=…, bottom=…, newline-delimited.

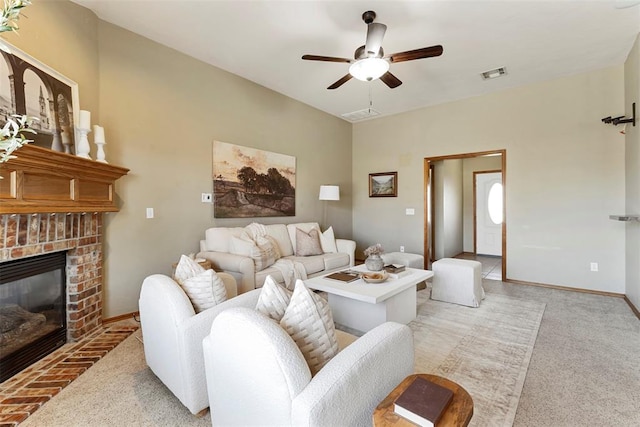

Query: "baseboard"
left=505, top=278, right=625, bottom=299
left=624, top=296, right=640, bottom=320
left=103, top=311, right=139, bottom=324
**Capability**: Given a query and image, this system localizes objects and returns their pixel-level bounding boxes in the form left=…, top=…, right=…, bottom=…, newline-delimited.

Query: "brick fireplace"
left=1, top=144, right=128, bottom=360
left=1, top=212, right=104, bottom=340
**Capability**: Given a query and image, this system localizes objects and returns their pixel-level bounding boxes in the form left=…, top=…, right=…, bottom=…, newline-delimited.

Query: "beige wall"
left=353, top=67, right=626, bottom=293
left=6, top=2, right=352, bottom=317
left=97, top=22, right=352, bottom=316
left=433, top=159, right=463, bottom=259
left=625, top=35, right=640, bottom=309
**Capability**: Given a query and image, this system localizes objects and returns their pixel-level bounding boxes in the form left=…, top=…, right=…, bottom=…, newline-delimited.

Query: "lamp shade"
left=319, top=185, right=340, bottom=201
left=349, top=58, right=389, bottom=82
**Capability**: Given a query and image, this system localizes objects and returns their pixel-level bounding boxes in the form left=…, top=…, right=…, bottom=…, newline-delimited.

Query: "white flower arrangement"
left=0, top=0, right=32, bottom=166
left=364, top=243, right=384, bottom=257
left=0, top=0, right=30, bottom=33
left=0, top=114, right=35, bottom=162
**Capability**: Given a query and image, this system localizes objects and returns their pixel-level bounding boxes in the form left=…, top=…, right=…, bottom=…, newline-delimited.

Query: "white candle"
left=93, top=125, right=105, bottom=143
left=79, top=110, right=91, bottom=129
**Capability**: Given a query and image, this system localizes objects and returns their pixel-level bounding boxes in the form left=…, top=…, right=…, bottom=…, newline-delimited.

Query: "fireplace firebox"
left=0, top=251, right=67, bottom=382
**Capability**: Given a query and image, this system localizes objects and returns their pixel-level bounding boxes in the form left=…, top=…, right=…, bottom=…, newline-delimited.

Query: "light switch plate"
left=405, top=208, right=415, bottom=215
left=146, top=208, right=154, bottom=219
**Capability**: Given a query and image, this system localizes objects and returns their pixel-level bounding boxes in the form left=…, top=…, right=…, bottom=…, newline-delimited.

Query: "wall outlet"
left=400, top=246, right=405, bottom=253
left=146, top=207, right=154, bottom=219
left=201, top=193, right=212, bottom=203
left=405, top=208, right=415, bottom=215
left=590, top=262, right=598, bottom=272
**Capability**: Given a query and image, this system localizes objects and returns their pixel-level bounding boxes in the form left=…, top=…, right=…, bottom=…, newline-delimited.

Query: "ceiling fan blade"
left=302, top=54, right=352, bottom=63
left=327, top=74, right=353, bottom=90
left=388, top=45, right=444, bottom=63
left=380, top=71, right=402, bottom=89
left=365, top=22, right=387, bottom=57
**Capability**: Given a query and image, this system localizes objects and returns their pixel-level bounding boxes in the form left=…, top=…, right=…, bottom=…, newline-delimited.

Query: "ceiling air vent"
left=341, top=108, right=381, bottom=122
left=480, top=67, right=507, bottom=80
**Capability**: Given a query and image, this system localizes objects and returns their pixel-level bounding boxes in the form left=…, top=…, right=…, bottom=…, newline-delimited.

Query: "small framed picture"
left=369, top=172, right=398, bottom=197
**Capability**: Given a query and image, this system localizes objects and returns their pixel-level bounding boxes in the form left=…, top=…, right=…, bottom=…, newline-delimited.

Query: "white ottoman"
left=431, top=258, right=484, bottom=307
left=380, top=252, right=424, bottom=269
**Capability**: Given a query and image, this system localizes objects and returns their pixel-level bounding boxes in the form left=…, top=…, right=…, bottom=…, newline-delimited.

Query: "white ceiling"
left=71, top=0, right=640, bottom=122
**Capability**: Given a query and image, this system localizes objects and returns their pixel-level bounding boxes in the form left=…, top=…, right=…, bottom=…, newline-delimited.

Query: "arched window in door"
left=487, top=182, right=503, bottom=225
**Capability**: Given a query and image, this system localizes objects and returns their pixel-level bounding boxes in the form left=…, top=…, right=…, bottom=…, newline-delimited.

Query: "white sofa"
left=203, top=307, right=414, bottom=426
left=138, top=273, right=263, bottom=415
left=197, top=222, right=356, bottom=294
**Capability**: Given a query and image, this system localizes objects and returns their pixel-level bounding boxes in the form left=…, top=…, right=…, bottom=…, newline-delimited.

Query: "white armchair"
left=138, top=273, right=261, bottom=415
left=202, top=307, right=414, bottom=426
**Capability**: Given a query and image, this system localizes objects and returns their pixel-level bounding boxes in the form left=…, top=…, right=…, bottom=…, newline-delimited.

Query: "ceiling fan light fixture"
left=349, top=58, right=389, bottom=81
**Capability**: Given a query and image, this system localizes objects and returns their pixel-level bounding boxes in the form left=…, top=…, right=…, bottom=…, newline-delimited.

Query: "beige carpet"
left=21, top=289, right=544, bottom=426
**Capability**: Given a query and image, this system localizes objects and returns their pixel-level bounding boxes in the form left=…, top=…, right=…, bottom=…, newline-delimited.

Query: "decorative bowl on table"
left=360, top=271, right=389, bottom=283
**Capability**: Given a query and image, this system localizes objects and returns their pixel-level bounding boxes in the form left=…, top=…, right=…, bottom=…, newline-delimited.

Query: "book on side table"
left=393, top=376, right=454, bottom=427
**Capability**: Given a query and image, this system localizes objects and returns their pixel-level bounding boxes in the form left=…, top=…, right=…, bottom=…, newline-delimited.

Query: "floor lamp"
left=319, top=185, right=340, bottom=228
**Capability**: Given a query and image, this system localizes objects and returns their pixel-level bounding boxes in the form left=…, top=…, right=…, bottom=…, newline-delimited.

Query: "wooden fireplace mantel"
left=0, top=145, right=129, bottom=214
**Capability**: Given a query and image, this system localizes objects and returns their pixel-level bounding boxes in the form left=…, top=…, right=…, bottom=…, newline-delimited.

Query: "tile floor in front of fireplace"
left=0, top=324, right=138, bottom=426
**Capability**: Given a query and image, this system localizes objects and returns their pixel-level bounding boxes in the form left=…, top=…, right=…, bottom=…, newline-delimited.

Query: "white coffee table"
left=304, top=264, right=433, bottom=333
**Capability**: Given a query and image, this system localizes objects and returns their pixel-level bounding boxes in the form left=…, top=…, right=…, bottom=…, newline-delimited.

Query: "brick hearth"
left=0, top=212, right=104, bottom=340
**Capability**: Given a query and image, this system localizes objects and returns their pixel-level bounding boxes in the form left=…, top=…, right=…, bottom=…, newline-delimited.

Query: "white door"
left=475, top=172, right=502, bottom=256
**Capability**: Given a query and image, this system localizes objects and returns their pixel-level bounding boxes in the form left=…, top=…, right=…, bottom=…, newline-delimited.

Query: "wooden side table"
left=373, top=374, right=473, bottom=427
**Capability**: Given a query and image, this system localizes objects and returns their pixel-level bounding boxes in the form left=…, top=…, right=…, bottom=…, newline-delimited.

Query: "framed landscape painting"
left=0, top=40, right=79, bottom=154
left=369, top=172, right=398, bottom=197
left=212, top=141, right=296, bottom=218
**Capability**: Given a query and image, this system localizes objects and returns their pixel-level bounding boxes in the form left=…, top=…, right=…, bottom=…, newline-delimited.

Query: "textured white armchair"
left=203, top=307, right=414, bottom=426
left=138, top=274, right=261, bottom=415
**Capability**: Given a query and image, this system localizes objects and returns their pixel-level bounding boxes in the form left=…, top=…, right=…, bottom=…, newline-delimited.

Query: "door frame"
left=473, top=169, right=502, bottom=255
left=424, top=149, right=507, bottom=280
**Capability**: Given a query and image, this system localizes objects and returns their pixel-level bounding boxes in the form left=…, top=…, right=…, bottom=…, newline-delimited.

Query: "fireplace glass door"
left=0, top=251, right=67, bottom=382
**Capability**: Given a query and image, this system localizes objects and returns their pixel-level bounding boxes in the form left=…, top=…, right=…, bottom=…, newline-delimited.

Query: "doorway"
left=424, top=150, right=506, bottom=280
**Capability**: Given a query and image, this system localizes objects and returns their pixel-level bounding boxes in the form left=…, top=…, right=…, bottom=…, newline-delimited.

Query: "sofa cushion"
left=323, top=252, right=350, bottom=271
left=229, top=235, right=255, bottom=257
left=174, top=255, right=227, bottom=313
left=205, top=227, right=246, bottom=253
left=285, top=255, right=326, bottom=275
left=287, top=222, right=320, bottom=254
left=265, top=224, right=294, bottom=257
left=295, top=228, right=323, bottom=256
left=280, top=280, right=339, bottom=375
left=255, top=276, right=292, bottom=322
left=255, top=266, right=285, bottom=288
left=320, top=226, right=338, bottom=254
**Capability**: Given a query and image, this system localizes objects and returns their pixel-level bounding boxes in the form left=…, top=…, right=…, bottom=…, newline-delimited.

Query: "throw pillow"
left=255, top=275, right=292, bottom=322
left=320, top=226, right=338, bottom=254
left=181, top=269, right=227, bottom=313
left=173, top=254, right=205, bottom=285
left=280, top=280, right=339, bottom=375
left=295, top=228, right=323, bottom=257
left=250, top=238, right=279, bottom=271
left=174, top=255, right=227, bottom=313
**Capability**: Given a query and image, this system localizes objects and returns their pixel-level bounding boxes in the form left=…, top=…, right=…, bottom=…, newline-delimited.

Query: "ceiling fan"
left=302, top=10, right=443, bottom=90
